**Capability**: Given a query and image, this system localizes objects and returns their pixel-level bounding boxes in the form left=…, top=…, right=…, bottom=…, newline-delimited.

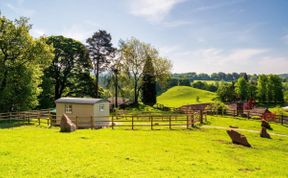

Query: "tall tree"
left=141, top=55, right=156, bottom=106
left=216, top=82, right=236, bottom=102
left=256, top=75, right=268, bottom=103
left=256, top=74, right=284, bottom=104
left=39, top=36, right=92, bottom=108
left=267, top=75, right=284, bottom=103
left=235, top=77, right=249, bottom=101
left=120, top=37, right=172, bottom=105
left=86, top=30, right=116, bottom=98
left=0, top=15, right=54, bottom=112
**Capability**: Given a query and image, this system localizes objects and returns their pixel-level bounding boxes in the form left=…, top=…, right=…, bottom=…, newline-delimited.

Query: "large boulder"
left=260, top=127, right=271, bottom=139
left=60, top=114, right=76, bottom=132
left=261, top=120, right=272, bottom=130
left=226, top=129, right=251, bottom=147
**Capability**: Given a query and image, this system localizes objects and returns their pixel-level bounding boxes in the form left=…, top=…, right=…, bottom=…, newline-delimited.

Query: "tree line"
left=217, top=75, right=284, bottom=104
left=0, top=15, right=172, bottom=112
left=172, top=72, right=287, bottom=82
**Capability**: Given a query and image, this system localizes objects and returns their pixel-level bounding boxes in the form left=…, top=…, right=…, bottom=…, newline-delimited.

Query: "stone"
left=60, top=114, right=76, bottom=132
left=260, top=127, right=271, bottom=139
left=226, top=129, right=251, bottom=147
left=261, top=119, right=272, bottom=130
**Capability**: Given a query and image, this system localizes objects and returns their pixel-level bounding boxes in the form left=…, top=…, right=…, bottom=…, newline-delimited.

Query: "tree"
left=0, top=15, right=53, bottom=112
left=119, top=37, right=172, bottom=105
left=235, top=77, right=249, bottom=101
left=141, top=55, right=156, bottom=106
left=86, top=30, right=116, bottom=98
left=257, top=75, right=268, bottom=103
left=256, top=74, right=284, bottom=104
left=267, top=75, right=284, bottom=103
left=216, top=82, right=236, bottom=102
left=39, top=36, right=92, bottom=108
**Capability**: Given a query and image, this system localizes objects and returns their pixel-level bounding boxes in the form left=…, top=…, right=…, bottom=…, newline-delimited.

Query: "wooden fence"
left=0, top=108, right=286, bottom=129
left=110, top=112, right=205, bottom=130
left=0, top=109, right=53, bottom=127
left=208, top=108, right=288, bottom=125
left=50, top=112, right=205, bottom=130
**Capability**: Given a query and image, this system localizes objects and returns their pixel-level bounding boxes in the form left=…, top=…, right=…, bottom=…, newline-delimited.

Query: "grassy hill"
left=157, top=86, right=216, bottom=107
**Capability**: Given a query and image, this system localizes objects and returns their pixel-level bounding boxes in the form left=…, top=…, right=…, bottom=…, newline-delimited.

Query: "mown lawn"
left=207, top=115, right=288, bottom=135
left=0, top=116, right=288, bottom=178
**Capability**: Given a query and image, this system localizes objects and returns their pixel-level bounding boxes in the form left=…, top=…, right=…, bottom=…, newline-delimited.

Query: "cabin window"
left=99, top=104, right=104, bottom=112
left=65, top=105, right=72, bottom=114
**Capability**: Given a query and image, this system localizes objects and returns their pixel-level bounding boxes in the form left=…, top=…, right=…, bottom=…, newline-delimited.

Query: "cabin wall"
left=56, top=102, right=110, bottom=128
left=56, top=103, right=93, bottom=126
left=93, top=102, right=110, bottom=127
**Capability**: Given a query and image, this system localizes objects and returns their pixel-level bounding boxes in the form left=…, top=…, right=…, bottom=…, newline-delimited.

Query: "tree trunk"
left=115, top=71, right=118, bottom=108
left=54, top=81, right=61, bottom=100
left=95, top=60, right=99, bottom=98
left=134, top=80, right=138, bottom=105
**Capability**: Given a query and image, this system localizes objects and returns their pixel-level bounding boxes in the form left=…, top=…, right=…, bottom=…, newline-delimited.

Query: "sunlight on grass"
left=0, top=116, right=288, bottom=178
left=157, top=86, right=216, bottom=107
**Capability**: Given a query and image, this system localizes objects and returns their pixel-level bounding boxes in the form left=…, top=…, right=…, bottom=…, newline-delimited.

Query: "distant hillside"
left=279, top=73, right=288, bottom=79
left=157, top=86, right=216, bottom=107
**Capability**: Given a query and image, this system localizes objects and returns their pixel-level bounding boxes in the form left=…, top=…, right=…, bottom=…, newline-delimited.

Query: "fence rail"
left=206, top=108, right=288, bottom=125
left=0, top=109, right=206, bottom=130
left=0, top=107, right=287, bottom=129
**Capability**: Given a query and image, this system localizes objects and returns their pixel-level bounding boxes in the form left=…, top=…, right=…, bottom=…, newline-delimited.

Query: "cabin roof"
left=55, top=97, right=108, bottom=104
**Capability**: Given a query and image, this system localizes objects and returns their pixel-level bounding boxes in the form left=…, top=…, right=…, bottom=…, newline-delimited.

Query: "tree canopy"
left=39, top=35, right=92, bottom=108
left=86, top=30, right=116, bottom=98
left=0, top=15, right=54, bottom=112
left=119, top=37, right=172, bottom=104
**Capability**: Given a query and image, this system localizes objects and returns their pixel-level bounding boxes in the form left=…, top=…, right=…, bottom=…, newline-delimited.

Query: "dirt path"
left=202, top=125, right=288, bottom=137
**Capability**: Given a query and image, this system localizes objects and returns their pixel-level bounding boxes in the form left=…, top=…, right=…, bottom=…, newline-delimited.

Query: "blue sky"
left=1, top=0, right=288, bottom=74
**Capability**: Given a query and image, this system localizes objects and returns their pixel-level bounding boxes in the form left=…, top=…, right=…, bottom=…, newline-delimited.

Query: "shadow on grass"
left=0, top=120, right=33, bottom=129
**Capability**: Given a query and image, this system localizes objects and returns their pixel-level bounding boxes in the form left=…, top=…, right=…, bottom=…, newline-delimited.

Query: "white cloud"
left=30, top=28, right=46, bottom=37
left=158, top=46, right=272, bottom=73
left=6, top=3, right=35, bottom=17
left=128, top=0, right=186, bottom=22
left=258, top=56, right=288, bottom=74
left=61, top=24, right=93, bottom=42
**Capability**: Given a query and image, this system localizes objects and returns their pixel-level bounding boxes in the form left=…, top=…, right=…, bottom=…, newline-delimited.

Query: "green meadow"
left=0, top=116, right=287, bottom=178
left=157, top=86, right=216, bottom=107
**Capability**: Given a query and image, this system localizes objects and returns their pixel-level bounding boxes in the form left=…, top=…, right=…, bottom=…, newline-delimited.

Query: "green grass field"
left=1, top=116, right=288, bottom=178
left=157, top=86, right=216, bottom=107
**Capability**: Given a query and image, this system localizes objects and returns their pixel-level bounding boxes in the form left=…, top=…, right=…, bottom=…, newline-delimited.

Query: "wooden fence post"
left=9, top=112, right=11, bottom=126
left=48, top=110, right=51, bottom=127
left=281, top=114, right=284, bottom=125
left=186, top=115, right=189, bottom=129
left=192, top=114, right=195, bottom=127
left=169, top=116, right=172, bottom=130
left=49, top=114, right=53, bottom=128
left=200, top=110, right=203, bottom=124
left=27, top=112, right=30, bottom=124
left=112, top=116, right=114, bottom=129
left=132, top=116, right=134, bottom=130
left=38, top=112, right=40, bottom=126
left=151, top=116, right=153, bottom=130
